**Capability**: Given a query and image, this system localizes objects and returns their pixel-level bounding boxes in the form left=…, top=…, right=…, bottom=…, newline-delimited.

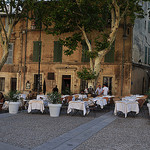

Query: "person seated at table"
left=88, top=86, right=94, bottom=94
left=95, top=85, right=103, bottom=96
left=0, top=92, right=5, bottom=103
left=80, top=89, right=84, bottom=94
left=102, top=84, right=109, bottom=96
left=84, top=87, right=89, bottom=96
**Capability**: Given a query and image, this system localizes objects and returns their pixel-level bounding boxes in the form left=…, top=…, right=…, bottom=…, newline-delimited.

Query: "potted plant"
left=146, top=89, right=150, bottom=115
left=6, top=90, right=21, bottom=114
left=47, top=92, right=62, bottom=117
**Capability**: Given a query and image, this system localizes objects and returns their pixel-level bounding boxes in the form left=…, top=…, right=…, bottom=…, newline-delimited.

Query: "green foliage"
left=59, top=33, right=82, bottom=55
left=95, top=34, right=110, bottom=52
left=77, top=67, right=96, bottom=80
left=145, top=89, right=150, bottom=99
left=47, top=92, right=62, bottom=104
left=5, top=90, right=21, bottom=102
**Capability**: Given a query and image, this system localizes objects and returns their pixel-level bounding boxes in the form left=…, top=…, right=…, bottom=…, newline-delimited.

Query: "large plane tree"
left=0, top=0, right=34, bottom=70
left=41, top=0, right=150, bottom=87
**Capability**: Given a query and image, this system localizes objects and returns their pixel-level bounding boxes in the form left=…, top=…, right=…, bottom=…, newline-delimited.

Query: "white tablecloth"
left=28, top=100, right=44, bottom=113
left=19, top=94, right=27, bottom=100
left=67, top=101, right=89, bottom=116
left=90, top=97, right=107, bottom=109
left=114, top=100, right=139, bottom=118
left=73, top=94, right=87, bottom=100
left=36, top=95, right=48, bottom=100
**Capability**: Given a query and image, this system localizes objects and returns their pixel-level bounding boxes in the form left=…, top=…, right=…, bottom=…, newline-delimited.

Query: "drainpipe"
left=23, top=18, right=28, bottom=91
left=19, top=28, right=24, bottom=91
left=37, top=21, right=42, bottom=94
left=121, top=16, right=127, bottom=96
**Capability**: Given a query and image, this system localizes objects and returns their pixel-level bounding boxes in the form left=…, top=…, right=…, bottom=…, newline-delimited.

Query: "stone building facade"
left=0, top=10, right=149, bottom=96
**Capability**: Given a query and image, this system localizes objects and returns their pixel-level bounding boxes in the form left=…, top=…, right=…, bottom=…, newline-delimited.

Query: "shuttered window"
left=145, top=47, right=147, bottom=64
left=148, top=21, right=150, bottom=33
left=81, top=41, right=90, bottom=62
left=104, top=42, right=115, bottom=63
left=47, top=72, right=55, bottom=80
left=5, top=43, right=14, bottom=64
left=0, top=77, right=5, bottom=91
left=33, top=41, right=41, bottom=62
left=148, top=48, right=150, bottom=64
left=53, top=41, right=62, bottom=62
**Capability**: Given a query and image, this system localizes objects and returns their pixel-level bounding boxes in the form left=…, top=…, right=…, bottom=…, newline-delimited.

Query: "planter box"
left=48, top=104, right=62, bottom=117
left=147, top=103, right=150, bottom=116
left=9, top=102, right=20, bottom=114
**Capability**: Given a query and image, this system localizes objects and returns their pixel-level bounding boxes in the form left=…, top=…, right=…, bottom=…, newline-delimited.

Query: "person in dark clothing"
left=53, top=85, right=58, bottom=93
left=0, top=92, right=5, bottom=103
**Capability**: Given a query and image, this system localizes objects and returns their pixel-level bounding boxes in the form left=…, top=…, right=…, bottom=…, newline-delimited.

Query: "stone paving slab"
left=0, top=142, right=27, bottom=150
left=33, top=111, right=116, bottom=150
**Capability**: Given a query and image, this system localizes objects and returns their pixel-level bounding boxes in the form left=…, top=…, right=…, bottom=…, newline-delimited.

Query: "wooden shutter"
left=148, top=48, right=150, bottom=64
left=148, top=21, right=150, bottom=33
left=104, top=42, right=115, bottom=63
left=53, top=41, right=62, bottom=62
left=145, top=47, right=147, bottom=64
left=81, top=41, right=90, bottom=62
left=6, top=43, right=14, bottom=64
left=0, top=77, right=5, bottom=91
left=33, top=41, right=41, bottom=62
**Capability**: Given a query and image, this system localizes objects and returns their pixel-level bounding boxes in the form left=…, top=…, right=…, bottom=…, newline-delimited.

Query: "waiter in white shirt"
left=102, top=84, right=109, bottom=96
left=95, top=85, right=103, bottom=95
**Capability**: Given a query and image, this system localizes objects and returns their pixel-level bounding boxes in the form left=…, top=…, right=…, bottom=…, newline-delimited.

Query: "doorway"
left=103, top=77, right=112, bottom=95
left=11, top=78, right=17, bottom=91
left=34, top=74, right=42, bottom=92
left=62, top=75, right=71, bottom=94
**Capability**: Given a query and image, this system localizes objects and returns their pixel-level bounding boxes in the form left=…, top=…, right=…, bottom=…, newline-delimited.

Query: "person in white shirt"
left=102, top=84, right=109, bottom=96
left=95, top=85, right=103, bottom=95
left=84, top=88, right=88, bottom=95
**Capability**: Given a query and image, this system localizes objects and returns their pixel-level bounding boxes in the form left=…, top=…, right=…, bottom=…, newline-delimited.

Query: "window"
left=81, top=40, right=90, bottom=62
left=47, top=72, right=55, bottom=80
left=53, top=41, right=62, bottom=62
left=148, top=21, right=150, bottom=33
left=33, top=41, right=42, bottom=62
left=0, top=78, right=5, bottom=91
left=145, top=47, right=148, bottom=64
left=5, top=43, right=14, bottom=64
left=148, top=48, right=150, bottom=64
left=5, top=18, right=8, bottom=32
left=104, top=42, right=115, bottom=63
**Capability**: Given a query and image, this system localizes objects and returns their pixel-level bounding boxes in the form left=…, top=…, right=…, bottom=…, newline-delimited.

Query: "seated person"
left=0, top=92, right=5, bottom=103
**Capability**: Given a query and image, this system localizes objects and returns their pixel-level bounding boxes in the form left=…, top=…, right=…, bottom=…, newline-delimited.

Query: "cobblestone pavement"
left=0, top=104, right=149, bottom=150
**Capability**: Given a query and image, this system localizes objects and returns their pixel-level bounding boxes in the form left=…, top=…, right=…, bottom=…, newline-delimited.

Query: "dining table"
left=28, top=100, right=45, bottom=113
left=114, top=100, right=139, bottom=118
left=90, top=97, right=107, bottom=109
left=67, top=100, right=89, bottom=116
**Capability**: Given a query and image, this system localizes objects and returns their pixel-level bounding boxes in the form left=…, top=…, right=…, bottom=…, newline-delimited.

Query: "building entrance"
left=11, top=78, right=17, bottom=91
left=103, top=77, right=112, bottom=95
left=61, top=75, right=71, bottom=95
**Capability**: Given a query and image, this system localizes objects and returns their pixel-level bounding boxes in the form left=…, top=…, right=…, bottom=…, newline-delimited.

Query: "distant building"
left=0, top=4, right=150, bottom=96
left=132, top=1, right=150, bottom=94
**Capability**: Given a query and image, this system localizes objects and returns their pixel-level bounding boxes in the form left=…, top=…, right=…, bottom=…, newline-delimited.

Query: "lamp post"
left=121, top=16, right=127, bottom=96
left=37, top=21, right=42, bottom=95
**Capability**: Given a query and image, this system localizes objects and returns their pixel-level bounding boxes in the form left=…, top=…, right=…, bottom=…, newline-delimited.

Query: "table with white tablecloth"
left=73, top=94, right=87, bottom=100
left=28, top=100, right=45, bottom=113
left=36, top=95, right=48, bottom=100
left=114, top=100, right=139, bottom=118
left=90, top=97, right=107, bottom=109
left=67, top=101, right=89, bottom=116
